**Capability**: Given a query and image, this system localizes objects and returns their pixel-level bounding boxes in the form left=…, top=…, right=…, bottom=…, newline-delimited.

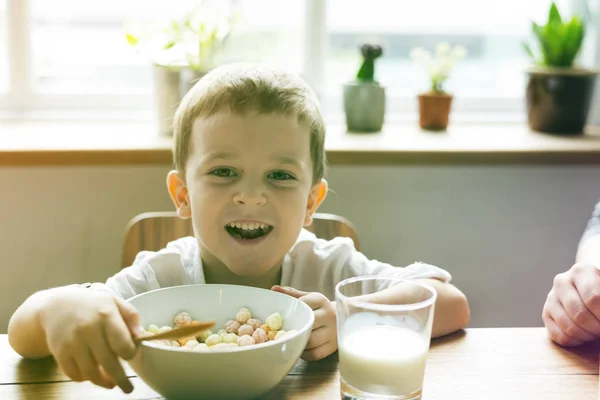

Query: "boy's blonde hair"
left=172, top=63, right=326, bottom=185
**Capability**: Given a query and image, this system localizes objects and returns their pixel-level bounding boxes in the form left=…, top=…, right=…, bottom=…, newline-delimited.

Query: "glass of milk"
left=335, top=276, right=437, bottom=400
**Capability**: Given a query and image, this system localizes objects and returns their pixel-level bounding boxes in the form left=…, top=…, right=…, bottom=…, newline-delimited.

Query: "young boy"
left=8, top=63, right=470, bottom=394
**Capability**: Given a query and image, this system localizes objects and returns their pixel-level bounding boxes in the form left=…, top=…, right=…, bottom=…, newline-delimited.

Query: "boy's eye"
left=268, top=171, right=295, bottom=181
left=210, top=168, right=237, bottom=178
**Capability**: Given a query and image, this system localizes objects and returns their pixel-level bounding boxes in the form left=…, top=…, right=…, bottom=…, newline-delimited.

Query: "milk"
left=339, top=325, right=428, bottom=396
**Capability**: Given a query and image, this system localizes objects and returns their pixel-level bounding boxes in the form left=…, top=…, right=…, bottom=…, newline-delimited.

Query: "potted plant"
left=343, top=43, right=385, bottom=132
left=125, top=3, right=237, bottom=136
left=522, top=2, right=597, bottom=134
left=410, top=42, right=467, bottom=131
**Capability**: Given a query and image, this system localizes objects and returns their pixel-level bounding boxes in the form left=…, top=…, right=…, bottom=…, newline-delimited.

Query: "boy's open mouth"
left=225, top=222, right=273, bottom=240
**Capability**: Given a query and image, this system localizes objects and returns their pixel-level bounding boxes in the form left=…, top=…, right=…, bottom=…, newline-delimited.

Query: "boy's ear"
left=167, top=170, right=191, bottom=219
left=304, top=179, right=328, bottom=226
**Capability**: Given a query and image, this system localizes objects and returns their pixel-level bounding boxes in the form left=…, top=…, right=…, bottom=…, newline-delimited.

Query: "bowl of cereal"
left=125, top=284, right=314, bottom=400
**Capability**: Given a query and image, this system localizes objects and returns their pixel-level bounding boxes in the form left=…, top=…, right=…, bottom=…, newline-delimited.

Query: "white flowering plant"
left=410, top=42, right=467, bottom=94
left=124, top=1, right=239, bottom=71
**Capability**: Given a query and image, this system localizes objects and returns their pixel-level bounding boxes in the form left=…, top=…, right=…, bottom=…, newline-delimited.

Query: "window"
left=0, top=0, right=7, bottom=92
left=1, top=0, right=598, bottom=120
left=325, top=0, right=599, bottom=117
left=29, top=0, right=303, bottom=94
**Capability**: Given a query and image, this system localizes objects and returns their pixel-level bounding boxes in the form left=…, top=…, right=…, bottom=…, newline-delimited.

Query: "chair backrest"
left=121, top=211, right=360, bottom=269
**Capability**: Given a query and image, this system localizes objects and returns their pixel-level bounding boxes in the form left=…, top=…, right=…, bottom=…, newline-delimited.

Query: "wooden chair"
left=121, top=211, right=360, bottom=269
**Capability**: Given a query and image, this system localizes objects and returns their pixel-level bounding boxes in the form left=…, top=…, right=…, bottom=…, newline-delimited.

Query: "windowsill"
left=1, top=119, right=600, bottom=166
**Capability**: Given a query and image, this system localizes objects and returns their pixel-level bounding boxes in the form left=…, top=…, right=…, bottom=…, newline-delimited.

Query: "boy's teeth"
left=229, top=222, right=270, bottom=230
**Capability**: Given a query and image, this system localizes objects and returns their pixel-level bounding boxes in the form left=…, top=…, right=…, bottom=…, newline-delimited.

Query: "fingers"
left=103, top=305, right=138, bottom=360
left=271, top=285, right=307, bottom=299
left=552, top=299, right=595, bottom=342
left=57, top=356, right=84, bottom=382
left=305, top=326, right=331, bottom=349
left=75, top=346, right=116, bottom=390
left=543, top=314, right=584, bottom=347
left=114, top=297, right=143, bottom=337
left=560, top=281, right=600, bottom=337
left=312, top=307, right=335, bottom=330
left=301, top=341, right=336, bottom=361
left=298, top=292, right=329, bottom=310
left=87, top=324, right=133, bottom=394
left=572, top=264, right=600, bottom=321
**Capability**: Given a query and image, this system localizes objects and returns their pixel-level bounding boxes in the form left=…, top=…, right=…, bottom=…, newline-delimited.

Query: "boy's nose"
left=233, top=191, right=266, bottom=206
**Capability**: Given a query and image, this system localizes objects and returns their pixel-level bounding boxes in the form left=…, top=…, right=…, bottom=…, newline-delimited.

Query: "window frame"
left=1, top=0, right=597, bottom=122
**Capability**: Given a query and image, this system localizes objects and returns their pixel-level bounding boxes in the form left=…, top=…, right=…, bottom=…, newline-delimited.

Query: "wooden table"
left=2, top=328, right=599, bottom=399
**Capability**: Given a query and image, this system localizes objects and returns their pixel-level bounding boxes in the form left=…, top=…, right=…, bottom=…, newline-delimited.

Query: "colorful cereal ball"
left=147, top=324, right=160, bottom=334
left=238, top=324, right=254, bottom=337
left=217, top=329, right=228, bottom=338
left=173, top=312, right=193, bottom=327
left=158, top=326, right=173, bottom=334
left=259, top=324, right=271, bottom=335
left=267, top=330, right=278, bottom=341
left=184, top=339, right=200, bottom=349
left=193, top=343, right=209, bottom=352
left=205, top=334, right=223, bottom=347
left=223, top=333, right=239, bottom=344
left=197, top=329, right=213, bottom=343
left=225, top=320, right=241, bottom=334
left=177, top=336, right=197, bottom=346
left=266, top=312, right=283, bottom=331
left=237, top=335, right=255, bottom=347
left=246, top=318, right=262, bottom=330
left=252, top=328, right=268, bottom=344
left=236, top=308, right=252, bottom=324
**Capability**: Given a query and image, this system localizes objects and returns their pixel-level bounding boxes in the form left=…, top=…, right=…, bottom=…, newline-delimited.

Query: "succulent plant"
left=356, top=43, right=383, bottom=82
left=523, top=2, right=586, bottom=68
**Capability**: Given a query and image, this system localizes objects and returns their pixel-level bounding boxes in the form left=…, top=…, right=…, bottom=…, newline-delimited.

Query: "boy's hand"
left=271, top=285, right=337, bottom=361
left=39, top=287, right=142, bottom=393
left=543, top=263, right=600, bottom=347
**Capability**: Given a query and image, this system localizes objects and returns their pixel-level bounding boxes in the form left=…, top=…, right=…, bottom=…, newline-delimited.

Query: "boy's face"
left=168, top=109, right=327, bottom=277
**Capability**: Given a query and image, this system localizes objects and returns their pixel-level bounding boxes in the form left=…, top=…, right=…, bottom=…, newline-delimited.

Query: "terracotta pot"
left=418, top=93, right=453, bottom=131
left=526, top=67, right=598, bottom=135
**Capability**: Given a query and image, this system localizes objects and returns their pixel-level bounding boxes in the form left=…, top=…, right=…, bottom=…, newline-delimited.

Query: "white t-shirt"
left=92, top=229, right=451, bottom=301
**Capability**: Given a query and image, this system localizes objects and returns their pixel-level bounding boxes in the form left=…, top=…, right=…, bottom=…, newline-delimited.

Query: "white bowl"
left=126, top=284, right=314, bottom=400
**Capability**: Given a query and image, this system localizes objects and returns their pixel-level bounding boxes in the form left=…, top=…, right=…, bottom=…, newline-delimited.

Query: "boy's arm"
left=355, top=278, right=470, bottom=338
left=414, top=278, right=470, bottom=338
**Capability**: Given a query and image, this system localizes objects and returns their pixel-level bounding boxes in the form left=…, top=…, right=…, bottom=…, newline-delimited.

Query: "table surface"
left=2, top=328, right=599, bottom=399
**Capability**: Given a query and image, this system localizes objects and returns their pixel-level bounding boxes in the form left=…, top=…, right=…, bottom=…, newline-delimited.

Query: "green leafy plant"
left=356, top=44, right=383, bottom=82
left=124, top=3, right=238, bottom=71
left=523, top=2, right=586, bottom=68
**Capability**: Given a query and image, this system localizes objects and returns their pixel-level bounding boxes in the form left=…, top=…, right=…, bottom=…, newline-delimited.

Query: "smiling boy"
left=8, top=63, right=470, bottom=394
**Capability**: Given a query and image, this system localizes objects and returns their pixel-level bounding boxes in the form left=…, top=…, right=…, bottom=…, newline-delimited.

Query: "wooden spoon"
left=134, top=321, right=216, bottom=344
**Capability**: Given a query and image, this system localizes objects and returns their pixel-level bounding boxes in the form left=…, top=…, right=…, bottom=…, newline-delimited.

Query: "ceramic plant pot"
left=418, top=92, right=453, bottom=131
left=343, top=81, right=386, bottom=132
left=526, top=67, right=598, bottom=135
left=152, top=65, right=210, bottom=137
left=179, top=67, right=209, bottom=98
left=152, top=64, right=182, bottom=137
